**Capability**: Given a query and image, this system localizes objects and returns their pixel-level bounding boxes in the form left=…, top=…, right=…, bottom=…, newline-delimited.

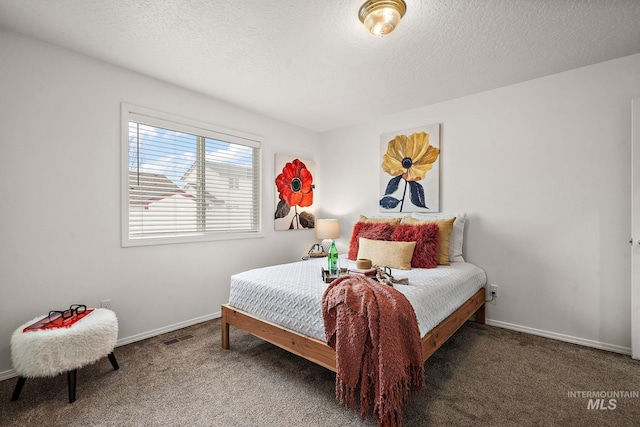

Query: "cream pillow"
left=357, top=237, right=416, bottom=270
left=404, top=217, right=455, bottom=266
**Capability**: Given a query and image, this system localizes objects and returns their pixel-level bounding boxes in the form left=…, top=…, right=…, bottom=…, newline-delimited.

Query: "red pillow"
left=391, top=223, right=439, bottom=269
left=347, top=222, right=397, bottom=260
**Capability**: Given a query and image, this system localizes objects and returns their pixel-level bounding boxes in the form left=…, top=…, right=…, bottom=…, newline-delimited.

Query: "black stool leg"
left=10, top=376, right=26, bottom=401
left=107, top=352, right=119, bottom=370
left=67, top=370, right=77, bottom=403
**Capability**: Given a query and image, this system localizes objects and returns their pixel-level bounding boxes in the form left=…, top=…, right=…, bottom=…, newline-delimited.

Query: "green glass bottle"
left=328, top=241, right=338, bottom=275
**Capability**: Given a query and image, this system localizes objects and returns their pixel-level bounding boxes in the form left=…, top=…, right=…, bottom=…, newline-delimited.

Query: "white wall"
left=2, top=29, right=638, bottom=377
left=0, top=30, right=320, bottom=375
left=318, top=53, right=640, bottom=354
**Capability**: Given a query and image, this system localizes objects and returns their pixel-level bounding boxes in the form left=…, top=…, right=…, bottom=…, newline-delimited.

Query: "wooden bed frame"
left=221, top=287, right=485, bottom=372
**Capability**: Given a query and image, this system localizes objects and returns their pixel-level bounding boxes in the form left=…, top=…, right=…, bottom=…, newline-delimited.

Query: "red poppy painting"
left=275, top=155, right=316, bottom=230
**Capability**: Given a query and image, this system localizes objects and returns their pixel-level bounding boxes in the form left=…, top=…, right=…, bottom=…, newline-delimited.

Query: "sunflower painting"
left=379, top=124, right=440, bottom=213
left=274, top=154, right=316, bottom=230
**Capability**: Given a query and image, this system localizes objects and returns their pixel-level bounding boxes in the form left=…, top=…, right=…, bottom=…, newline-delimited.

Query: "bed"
left=221, top=255, right=487, bottom=372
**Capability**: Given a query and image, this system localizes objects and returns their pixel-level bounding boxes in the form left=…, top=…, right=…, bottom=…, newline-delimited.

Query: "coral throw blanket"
left=322, top=274, right=424, bottom=427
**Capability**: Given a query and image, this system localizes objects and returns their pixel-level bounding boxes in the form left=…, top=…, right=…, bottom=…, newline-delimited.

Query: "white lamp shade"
left=316, top=219, right=340, bottom=240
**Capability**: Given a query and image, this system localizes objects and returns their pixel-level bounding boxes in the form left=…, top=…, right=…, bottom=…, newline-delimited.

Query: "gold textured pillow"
left=404, top=217, right=455, bottom=265
left=357, top=237, right=416, bottom=270
left=359, top=215, right=403, bottom=225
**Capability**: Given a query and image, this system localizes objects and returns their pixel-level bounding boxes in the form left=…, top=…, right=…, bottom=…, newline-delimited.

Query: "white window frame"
left=121, top=103, right=263, bottom=247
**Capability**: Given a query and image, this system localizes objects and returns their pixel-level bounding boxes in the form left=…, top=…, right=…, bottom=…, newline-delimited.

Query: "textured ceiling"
left=1, top=0, right=639, bottom=132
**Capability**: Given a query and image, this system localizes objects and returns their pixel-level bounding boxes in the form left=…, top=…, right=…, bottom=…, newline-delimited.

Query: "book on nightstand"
left=308, top=252, right=327, bottom=258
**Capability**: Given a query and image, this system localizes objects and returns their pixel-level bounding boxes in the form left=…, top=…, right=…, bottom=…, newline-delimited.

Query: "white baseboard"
left=0, top=369, right=16, bottom=382
left=485, top=319, right=632, bottom=356
left=115, top=311, right=220, bottom=346
left=0, top=311, right=221, bottom=382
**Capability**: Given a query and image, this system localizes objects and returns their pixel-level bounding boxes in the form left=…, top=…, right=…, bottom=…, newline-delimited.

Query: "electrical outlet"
left=100, top=299, right=112, bottom=309
left=490, top=285, right=498, bottom=297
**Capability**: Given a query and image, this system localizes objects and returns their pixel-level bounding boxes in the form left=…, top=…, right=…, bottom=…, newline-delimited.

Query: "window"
left=122, top=104, right=262, bottom=246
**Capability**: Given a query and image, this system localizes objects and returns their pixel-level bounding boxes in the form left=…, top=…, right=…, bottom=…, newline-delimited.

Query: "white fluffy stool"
left=10, top=308, right=119, bottom=403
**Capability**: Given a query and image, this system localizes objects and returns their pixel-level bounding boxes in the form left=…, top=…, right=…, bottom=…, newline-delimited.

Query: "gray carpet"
left=1, top=319, right=639, bottom=426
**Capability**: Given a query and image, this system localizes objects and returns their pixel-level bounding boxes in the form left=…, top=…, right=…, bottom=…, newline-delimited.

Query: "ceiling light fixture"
left=358, top=0, right=407, bottom=37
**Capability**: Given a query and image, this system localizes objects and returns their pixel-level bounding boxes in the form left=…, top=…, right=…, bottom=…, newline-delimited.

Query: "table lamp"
left=315, top=219, right=340, bottom=254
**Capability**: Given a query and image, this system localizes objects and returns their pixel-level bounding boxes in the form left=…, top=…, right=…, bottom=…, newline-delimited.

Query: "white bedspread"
left=228, top=256, right=487, bottom=341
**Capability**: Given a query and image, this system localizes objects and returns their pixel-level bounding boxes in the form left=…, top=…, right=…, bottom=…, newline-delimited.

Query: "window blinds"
left=124, top=108, right=261, bottom=245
